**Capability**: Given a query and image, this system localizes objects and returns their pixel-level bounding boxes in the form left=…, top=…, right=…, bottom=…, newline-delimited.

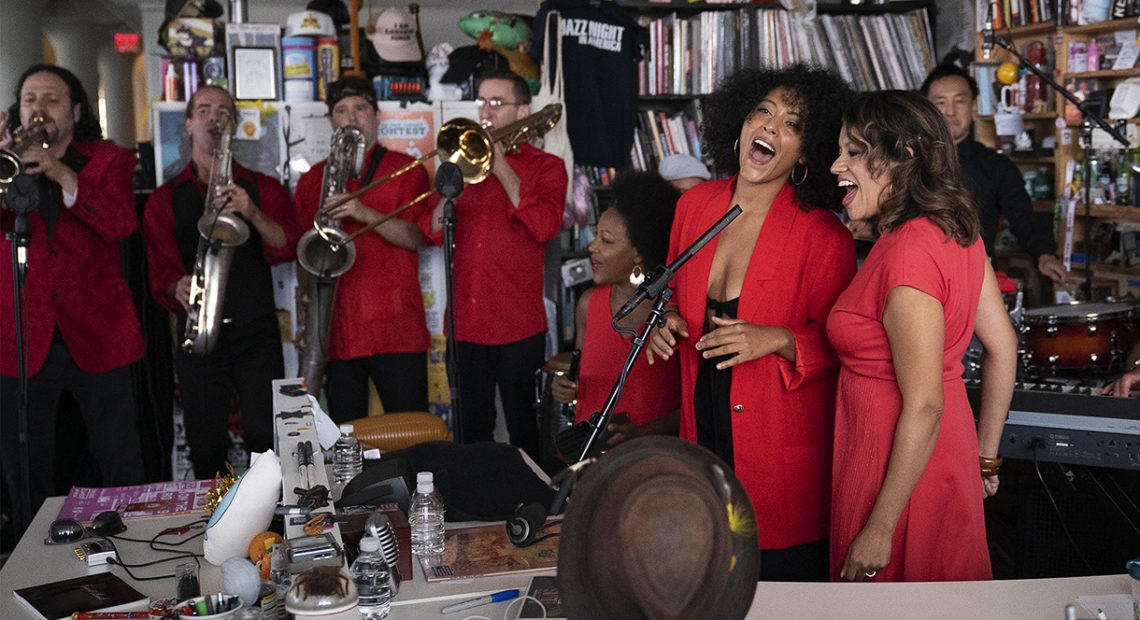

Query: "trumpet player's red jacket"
left=0, top=139, right=143, bottom=376
left=144, top=161, right=296, bottom=317
left=294, top=145, right=432, bottom=357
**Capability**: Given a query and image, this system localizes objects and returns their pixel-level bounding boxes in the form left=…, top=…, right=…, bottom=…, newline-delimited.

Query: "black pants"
left=759, top=538, right=830, bottom=582
left=175, top=314, right=282, bottom=480
left=325, top=351, right=429, bottom=423
left=456, top=332, right=545, bottom=459
left=0, top=331, right=144, bottom=529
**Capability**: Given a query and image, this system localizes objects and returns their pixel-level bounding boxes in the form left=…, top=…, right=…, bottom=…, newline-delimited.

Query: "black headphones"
left=506, top=501, right=551, bottom=547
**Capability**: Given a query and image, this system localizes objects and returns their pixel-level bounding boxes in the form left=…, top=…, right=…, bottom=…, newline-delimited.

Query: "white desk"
left=1, top=497, right=1131, bottom=619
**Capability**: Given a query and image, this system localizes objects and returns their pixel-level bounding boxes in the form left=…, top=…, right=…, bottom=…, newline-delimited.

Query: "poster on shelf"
left=150, top=100, right=287, bottom=187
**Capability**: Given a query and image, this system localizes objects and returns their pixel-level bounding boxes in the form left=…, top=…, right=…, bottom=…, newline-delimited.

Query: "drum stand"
left=989, top=34, right=1130, bottom=300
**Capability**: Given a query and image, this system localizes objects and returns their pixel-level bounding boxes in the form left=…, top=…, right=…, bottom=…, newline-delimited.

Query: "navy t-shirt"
left=533, top=0, right=646, bottom=168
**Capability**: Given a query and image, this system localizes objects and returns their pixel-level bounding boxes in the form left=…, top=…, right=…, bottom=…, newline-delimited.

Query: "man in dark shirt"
left=920, top=64, right=1067, bottom=284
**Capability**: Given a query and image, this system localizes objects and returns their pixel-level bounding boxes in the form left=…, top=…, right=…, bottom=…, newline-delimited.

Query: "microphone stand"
left=990, top=34, right=1130, bottom=300
left=436, top=162, right=464, bottom=443
left=5, top=175, right=38, bottom=534
left=576, top=205, right=742, bottom=463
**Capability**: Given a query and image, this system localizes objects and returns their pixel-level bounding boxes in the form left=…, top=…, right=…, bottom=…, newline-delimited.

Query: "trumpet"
left=307, top=103, right=563, bottom=247
left=0, top=116, right=49, bottom=196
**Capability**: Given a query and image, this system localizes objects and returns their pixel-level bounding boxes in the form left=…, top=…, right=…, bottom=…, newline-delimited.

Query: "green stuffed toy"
left=458, top=10, right=540, bottom=94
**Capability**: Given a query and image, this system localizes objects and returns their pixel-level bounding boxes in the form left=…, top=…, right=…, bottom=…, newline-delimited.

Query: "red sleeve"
left=142, top=183, right=186, bottom=314
left=255, top=174, right=297, bottom=265
left=778, top=214, right=857, bottom=391
left=69, top=143, right=137, bottom=242
left=510, top=149, right=566, bottom=244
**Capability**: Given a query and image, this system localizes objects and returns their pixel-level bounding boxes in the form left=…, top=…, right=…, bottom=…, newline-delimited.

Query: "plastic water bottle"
left=1127, top=557, right=1140, bottom=620
left=332, top=424, right=362, bottom=488
left=350, top=536, right=392, bottom=620
left=409, top=471, right=445, bottom=555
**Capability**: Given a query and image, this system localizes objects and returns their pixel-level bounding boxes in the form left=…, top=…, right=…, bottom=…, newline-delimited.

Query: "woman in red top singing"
left=551, top=170, right=681, bottom=447
left=826, top=91, right=1016, bottom=582
left=647, top=65, right=857, bottom=581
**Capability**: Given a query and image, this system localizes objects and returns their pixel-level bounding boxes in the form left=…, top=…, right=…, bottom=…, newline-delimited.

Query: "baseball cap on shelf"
left=286, top=10, right=336, bottom=38
left=367, top=7, right=423, bottom=64
left=326, top=77, right=378, bottom=112
left=658, top=153, right=711, bottom=182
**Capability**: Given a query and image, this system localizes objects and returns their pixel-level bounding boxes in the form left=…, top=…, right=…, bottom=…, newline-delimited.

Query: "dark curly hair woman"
left=647, top=65, right=857, bottom=582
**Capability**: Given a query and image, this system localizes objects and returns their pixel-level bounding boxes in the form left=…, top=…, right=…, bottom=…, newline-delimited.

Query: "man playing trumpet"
left=294, top=77, right=433, bottom=421
left=0, top=64, right=145, bottom=531
left=143, top=85, right=296, bottom=480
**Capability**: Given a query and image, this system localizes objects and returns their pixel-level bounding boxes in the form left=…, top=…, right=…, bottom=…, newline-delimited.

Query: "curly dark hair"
left=701, top=64, right=854, bottom=211
left=609, top=170, right=680, bottom=269
left=6, top=64, right=103, bottom=142
left=841, top=90, right=981, bottom=247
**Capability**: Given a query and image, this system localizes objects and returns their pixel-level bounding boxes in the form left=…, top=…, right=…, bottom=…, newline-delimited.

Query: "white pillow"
left=203, top=450, right=282, bottom=565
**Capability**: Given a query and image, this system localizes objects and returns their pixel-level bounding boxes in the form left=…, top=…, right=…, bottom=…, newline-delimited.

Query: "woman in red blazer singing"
left=647, top=65, right=857, bottom=581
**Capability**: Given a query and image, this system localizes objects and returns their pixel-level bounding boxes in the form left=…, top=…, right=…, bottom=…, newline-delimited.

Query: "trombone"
left=308, top=103, right=563, bottom=248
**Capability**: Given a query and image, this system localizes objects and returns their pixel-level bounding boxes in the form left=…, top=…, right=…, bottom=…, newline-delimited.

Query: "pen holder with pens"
left=176, top=594, right=243, bottom=619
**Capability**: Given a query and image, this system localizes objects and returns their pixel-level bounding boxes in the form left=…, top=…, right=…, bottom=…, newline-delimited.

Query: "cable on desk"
left=1031, top=442, right=1093, bottom=572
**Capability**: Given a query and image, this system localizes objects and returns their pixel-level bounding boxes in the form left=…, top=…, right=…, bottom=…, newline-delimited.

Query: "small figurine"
left=426, top=42, right=463, bottom=102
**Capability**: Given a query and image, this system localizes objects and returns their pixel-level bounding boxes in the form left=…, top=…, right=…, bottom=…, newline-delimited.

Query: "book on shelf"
left=13, top=572, right=149, bottom=620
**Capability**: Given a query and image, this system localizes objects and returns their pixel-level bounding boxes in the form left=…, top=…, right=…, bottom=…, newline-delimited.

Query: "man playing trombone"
left=294, top=77, right=433, bottom=421
left=143, top=85, right=296, bottom=480
left=429, top=69, right=568, bottom=459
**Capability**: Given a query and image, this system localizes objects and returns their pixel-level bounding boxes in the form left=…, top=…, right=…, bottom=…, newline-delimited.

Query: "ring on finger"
left=864, top=570, right=877, bottom=578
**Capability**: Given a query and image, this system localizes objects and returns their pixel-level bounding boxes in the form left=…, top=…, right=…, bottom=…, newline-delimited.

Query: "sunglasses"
left=475, top=97, right=522, bottom=110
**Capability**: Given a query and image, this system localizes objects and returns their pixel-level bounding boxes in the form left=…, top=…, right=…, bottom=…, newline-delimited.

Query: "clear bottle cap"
left=339, top=424, right=354, bottom=434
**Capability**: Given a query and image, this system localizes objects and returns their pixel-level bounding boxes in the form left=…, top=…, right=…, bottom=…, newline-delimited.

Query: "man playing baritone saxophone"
left=0, top=65, right=145, bottom=532
left=143, top=85, right=297, bottom=480
left=293, top=77, right=433, bottom=422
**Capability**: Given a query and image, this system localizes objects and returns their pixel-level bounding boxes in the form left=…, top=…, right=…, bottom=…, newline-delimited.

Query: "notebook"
left=13, top=572, right=149, bottom=620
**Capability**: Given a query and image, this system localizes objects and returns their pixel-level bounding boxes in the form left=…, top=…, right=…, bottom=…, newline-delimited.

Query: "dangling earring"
left=733, top=139, right=740, bottom=158
left=791, top=162, right=808, bottom=186
left=629, top=265, right=645, bottom=287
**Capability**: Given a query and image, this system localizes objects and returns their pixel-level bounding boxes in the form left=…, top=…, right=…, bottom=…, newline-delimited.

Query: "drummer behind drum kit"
left=996, top=293, right=1139, bottom=385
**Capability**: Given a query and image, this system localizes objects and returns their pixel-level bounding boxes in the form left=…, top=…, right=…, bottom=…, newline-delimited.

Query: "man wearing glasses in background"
left=429, top=69, right=567, bottom=459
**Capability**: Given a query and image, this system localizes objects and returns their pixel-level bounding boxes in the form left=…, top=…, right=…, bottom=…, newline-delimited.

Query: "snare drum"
left=1020, top=302, right=1137, bottom=375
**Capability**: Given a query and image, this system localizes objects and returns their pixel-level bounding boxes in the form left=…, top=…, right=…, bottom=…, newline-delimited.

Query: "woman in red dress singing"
left=551, top=171, right=682, bottom=447
left=647, top=66, right=857, bottom=581
left=827, top=91, right=1017, bottom=582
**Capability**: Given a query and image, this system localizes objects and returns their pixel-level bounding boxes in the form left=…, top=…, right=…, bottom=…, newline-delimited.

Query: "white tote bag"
left=533, top=10, right=574, bottom=207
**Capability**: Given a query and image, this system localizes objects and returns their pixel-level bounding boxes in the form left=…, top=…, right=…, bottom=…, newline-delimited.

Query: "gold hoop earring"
left=629, top=265, right=645, bottom=287
left=733, top=139, right=740, bottom=158
left=791, top=162, right=808, bottom=186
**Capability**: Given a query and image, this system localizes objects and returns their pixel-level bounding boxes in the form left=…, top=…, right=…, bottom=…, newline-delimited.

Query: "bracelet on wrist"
left=979, top=455, right=1003, bottom=477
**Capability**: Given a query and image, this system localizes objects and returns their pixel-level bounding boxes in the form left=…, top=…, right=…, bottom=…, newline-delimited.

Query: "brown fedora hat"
left=557, top=436, right=760, bottom=620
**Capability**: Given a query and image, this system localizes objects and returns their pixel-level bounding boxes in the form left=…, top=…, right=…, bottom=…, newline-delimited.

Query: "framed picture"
left=232, top=46, right=278, bottom=100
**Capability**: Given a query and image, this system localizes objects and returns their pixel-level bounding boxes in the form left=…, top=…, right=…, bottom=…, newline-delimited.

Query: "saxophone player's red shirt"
left=0, top=139, right=144, bottom=376
left=143, top=161, right=296, bottom=316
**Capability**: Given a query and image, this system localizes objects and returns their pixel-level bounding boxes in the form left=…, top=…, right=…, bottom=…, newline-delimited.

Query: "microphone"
left=435, top=161, right=464, bottom=200
left=4, top=173, right=40, bottom=215
left=612, top=204, right=743, bottom=323
left=982, top=2, right=995, bottom=60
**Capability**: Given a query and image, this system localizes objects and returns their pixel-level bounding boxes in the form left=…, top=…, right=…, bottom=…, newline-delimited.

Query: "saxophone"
left=182, top=112, right=251, bottom=356
left=295, top=126, right=365, bottom=393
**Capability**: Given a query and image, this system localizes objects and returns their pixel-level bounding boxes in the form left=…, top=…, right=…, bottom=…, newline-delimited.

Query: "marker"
left=71, top=614, right=150, bottom=619
left=440, top=589, right=520, bottom=614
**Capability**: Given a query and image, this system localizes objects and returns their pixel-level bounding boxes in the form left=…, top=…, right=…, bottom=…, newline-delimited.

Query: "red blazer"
left=1, top=140, right=143, bottom=376
left=669, top=179, right=856, bottom=549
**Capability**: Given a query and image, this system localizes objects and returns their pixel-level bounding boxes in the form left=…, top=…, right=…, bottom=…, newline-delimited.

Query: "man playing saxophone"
left=0, top=64, right=145, bottom=533
left=294, top=77, right=432, bottom=421
left=143, top=85, right=296, bottom=480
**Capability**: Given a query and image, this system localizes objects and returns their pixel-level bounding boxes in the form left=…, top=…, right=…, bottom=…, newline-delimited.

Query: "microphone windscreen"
left=435, top=161, right=464, bottom=199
